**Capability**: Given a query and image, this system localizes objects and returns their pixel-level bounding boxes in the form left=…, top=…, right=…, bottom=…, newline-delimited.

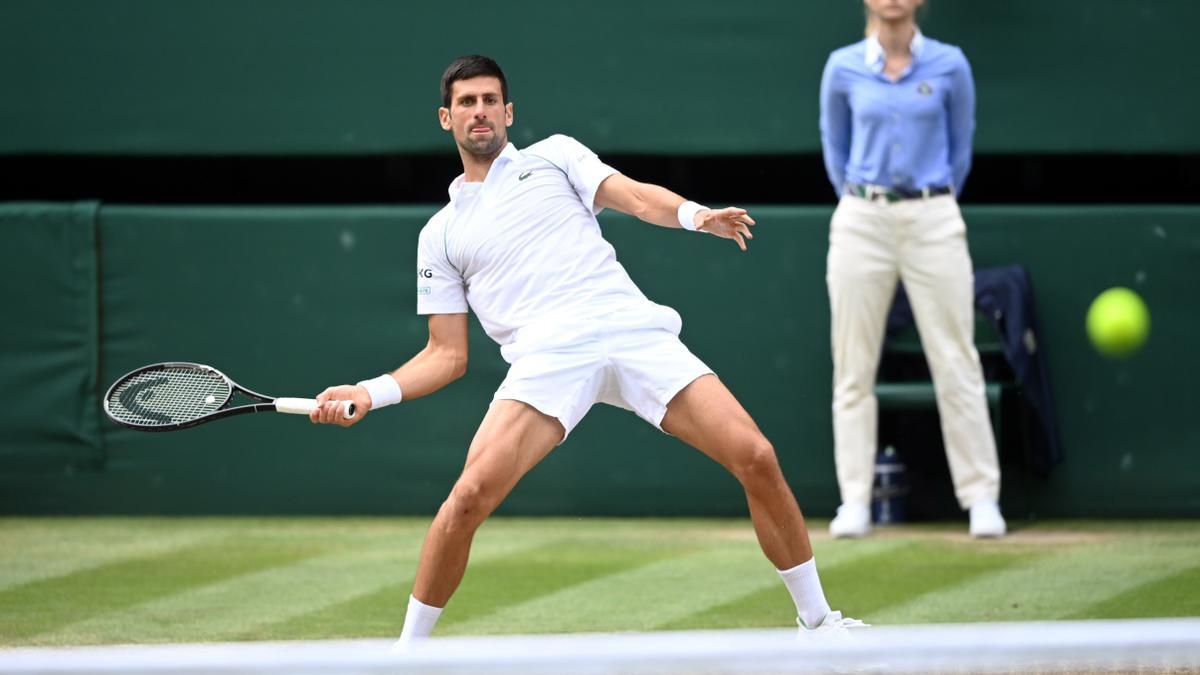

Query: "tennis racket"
left=104, top=362, right=355, bottom=432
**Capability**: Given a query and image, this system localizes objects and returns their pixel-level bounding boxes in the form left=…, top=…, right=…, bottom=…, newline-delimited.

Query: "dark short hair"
left=440, top=55, right=508, bottom=108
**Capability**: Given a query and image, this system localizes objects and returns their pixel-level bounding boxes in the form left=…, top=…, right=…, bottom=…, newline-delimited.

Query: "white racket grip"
left=275, top=398, right=356, bottom=419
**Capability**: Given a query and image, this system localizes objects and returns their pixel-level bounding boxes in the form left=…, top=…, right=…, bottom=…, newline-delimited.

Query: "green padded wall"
left=0, top=203, right=1197, bottom=516
left=965, top=207, right=1200, bottom=517
left=1, top=0, right=1195, bottom=155
left=0, top=202, right=102, bottom=471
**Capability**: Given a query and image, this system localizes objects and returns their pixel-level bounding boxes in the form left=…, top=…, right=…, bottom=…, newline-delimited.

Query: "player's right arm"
left=384, top=313, right=470, bottom=401
left=312, top=211, right=469, bottom=427
left=310, top=313, right=468, bottom=427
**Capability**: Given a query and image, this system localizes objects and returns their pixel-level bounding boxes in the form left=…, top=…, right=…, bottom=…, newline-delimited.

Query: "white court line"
left=1, top=618, right=1198, bottom=674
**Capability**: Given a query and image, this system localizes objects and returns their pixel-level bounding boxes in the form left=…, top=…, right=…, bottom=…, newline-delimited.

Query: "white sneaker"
left=798, top=610, right=870, bottom=635
left=829, top=503, right=872, bottom=538
left=969, top=500, right=1007, bottom=538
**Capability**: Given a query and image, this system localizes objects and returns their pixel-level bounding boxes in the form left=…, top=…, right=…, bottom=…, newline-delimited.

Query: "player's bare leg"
left=415, top=400, right=563, bottom=604
left=660, top=374, right=865, bottom=630
left=398, top=400, right=562, bottom=644
left=661, top=374, right=812, bottom=568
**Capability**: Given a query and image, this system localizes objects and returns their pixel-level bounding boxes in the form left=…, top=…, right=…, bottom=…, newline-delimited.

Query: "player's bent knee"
left=731, top=436, right=782, bottom=484
left=440, top=480, right=498, bottom=530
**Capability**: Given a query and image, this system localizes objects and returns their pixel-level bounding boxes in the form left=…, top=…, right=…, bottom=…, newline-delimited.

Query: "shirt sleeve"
left=946, top=48, right=976, bottom=195
left=819, top=55, right=852, bottom=198
left=415, top=219, right=468, bottom=316
left=542, top=134, right=618, bottom=214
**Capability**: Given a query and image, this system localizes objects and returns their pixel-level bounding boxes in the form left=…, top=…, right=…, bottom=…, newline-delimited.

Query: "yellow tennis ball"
left=1086, top=287, right=1150, bottom=357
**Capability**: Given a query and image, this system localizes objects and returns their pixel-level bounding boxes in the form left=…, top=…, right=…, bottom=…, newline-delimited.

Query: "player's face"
left=864, top=0, right=922, bottom=23
left=438, top=76, right=513, bottom=159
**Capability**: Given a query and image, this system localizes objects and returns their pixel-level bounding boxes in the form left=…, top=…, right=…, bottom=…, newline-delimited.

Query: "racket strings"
left=107, top=367, right=232, bottom=427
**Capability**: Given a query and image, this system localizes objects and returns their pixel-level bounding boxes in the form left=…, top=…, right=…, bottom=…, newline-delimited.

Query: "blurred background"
left=1, top=0, right=1197, bottom=519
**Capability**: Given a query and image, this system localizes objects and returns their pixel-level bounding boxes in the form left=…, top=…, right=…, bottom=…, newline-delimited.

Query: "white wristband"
left=677, top=200, right=708, bottom=231
left=356, top=374, right=403, bottom=409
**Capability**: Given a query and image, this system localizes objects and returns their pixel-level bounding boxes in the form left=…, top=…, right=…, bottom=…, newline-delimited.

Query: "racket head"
left=103, top=362, right=238, bottom=431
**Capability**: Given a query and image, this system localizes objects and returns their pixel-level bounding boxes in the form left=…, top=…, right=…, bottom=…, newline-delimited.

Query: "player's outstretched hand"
left=310, top=384, right=371, bottom=427
left=695, top=207, right=756, bottom=251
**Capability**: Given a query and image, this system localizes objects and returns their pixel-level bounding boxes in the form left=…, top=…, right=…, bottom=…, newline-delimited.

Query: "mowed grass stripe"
left=247, top=581, right=411, bottom=641
left=0, top=537, right=324, bottom=644
left=5, top=518, right=1200, bottom=646
left=440, top=540, right=684, bottom=632
left=0, top=518, right=231, bottom=592
left=249, top=530, right=582, bottom=641
left=868, top=537, right=1200, bottom=624
left=35, top=539, right=422, bottom=646
left=1072, top=562, right=1200, bottom=620
left=821, top=540, right=1031, bottom=619
left=658, top=539, right=1027, bottom=630
left=11, top=518, right=438, bottom=647
left=0, top=517, right=434, bottom=594
left=443, top=538, right=908, bottom=636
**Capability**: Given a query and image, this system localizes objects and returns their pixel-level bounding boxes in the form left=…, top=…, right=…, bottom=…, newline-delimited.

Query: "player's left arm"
left=594, top=173, right=756, bottom=252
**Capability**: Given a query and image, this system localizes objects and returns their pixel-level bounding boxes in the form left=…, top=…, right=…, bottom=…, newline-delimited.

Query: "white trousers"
left=826, top=194, right=1000, bottom=510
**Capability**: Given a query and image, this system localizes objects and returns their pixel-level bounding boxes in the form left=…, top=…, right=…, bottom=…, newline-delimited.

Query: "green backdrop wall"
left=1, top=0, right=1195, bottom=155
left=1, top=202, right=1197, bottom=517
left=0, top=202, right=102, bottom=470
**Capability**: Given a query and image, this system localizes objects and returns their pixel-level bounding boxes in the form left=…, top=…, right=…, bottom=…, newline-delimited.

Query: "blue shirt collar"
left=864, top=28, right=925, bottom=73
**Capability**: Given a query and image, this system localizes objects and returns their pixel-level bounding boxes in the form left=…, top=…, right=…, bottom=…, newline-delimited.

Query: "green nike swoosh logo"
left=519, top=171, right=533, bottom=181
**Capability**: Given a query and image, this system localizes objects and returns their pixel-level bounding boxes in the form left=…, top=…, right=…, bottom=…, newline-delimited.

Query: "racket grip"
left=275, top=398, right=357, bottom=419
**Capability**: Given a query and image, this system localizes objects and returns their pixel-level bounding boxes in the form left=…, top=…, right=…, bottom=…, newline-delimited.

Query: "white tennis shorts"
left=494, top=303, right=713, bottom=440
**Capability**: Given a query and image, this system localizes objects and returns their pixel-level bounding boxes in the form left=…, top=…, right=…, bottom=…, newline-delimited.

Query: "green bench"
left=874, top=381, right=1003, bottom=411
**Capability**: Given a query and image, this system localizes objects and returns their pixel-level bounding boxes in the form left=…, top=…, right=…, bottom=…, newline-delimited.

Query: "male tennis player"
left=311, top=55, right=865, bottom=645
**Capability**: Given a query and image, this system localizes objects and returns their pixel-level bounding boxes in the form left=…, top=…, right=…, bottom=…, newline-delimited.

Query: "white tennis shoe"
left=798, top=610, right=870, bottom=637
left=829, top=503, right=872, bottom=538
left=969, top=500, right=1007, bottom=538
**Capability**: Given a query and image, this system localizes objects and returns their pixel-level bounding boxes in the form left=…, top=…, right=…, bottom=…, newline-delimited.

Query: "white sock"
left=778, top=558, right=831, bottom=629
left=397, top=594, right=443, bottom=644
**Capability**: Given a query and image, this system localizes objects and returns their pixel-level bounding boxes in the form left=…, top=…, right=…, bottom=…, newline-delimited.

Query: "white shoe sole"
left=829, top=523, right=872, bottom=539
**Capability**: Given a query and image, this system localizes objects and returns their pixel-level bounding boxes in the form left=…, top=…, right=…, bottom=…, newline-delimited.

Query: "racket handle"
left=275, top=398, right=357, bottom=419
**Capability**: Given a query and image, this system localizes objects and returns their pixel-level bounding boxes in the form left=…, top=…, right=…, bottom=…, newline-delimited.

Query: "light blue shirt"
left=819, top=30, right=976, bottom=197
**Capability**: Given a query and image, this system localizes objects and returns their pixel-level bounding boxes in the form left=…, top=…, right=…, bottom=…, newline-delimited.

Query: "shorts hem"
left=490, top=395, right=572, bottom=445
left=648, top=368, right=715, bottom=433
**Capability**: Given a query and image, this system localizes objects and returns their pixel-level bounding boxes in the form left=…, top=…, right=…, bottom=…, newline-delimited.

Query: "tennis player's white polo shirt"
left=416, top=134, right=711, bottom=438
left=417, top=135, right=648, bottom=347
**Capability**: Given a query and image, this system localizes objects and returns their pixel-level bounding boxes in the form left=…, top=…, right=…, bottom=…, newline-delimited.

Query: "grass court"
left=3, top=517, right=1199, bottom=647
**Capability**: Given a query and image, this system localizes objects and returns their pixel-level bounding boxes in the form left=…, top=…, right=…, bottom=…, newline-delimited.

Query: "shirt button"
left=892, top=112, right=901, bottom=121
left=892, top=144, right=902, bottom=153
